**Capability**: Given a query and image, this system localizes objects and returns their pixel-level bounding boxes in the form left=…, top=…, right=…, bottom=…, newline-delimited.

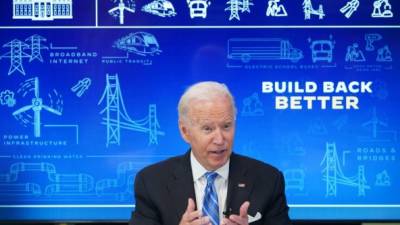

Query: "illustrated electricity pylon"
left=225, top=0, right=253, bottom=21
left=25, top=35, right=48, bottom=62
left=12, top=77, right=62, bottom=137
left=109, top=0, right=135, bottom=24
left=242, top=0, right=252, bottom=12
left=362, top=107, right=387, bottom=138
left=0, top=39, right=30, bottom=75
left=226, top=0, right=242, bottom=20
left=98, top=74, right=164, bottom=147
left=321, top=142, right=370, bottom=197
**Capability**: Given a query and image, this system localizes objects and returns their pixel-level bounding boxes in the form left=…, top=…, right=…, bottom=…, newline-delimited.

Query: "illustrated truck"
left=227, top=38, right=303, bottom=63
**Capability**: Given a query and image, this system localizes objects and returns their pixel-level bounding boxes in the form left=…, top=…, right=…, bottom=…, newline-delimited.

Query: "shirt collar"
left=190, top=151, right=230, bottom=181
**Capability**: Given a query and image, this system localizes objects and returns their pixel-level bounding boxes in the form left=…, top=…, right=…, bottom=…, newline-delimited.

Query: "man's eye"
left=202, top=126, right=212, bottom=132
left=223, top=123, right=232, bottom=129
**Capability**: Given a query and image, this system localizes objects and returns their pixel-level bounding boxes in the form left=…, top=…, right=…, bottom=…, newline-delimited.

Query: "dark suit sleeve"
left=263, top=171, right=292, bottom=225
left=129, top=171, right=162, bottom=225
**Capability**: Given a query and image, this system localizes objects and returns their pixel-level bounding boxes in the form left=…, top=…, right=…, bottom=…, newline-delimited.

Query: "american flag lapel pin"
left=238, top=183, right=246, bottom=188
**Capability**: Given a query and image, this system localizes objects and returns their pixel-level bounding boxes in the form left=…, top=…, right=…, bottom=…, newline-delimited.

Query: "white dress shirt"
left=190, top=151, right=229, bottom=221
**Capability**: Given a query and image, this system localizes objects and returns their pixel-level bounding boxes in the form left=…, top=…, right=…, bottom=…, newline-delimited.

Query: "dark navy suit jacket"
left=129, top=151, right=292, bottom=225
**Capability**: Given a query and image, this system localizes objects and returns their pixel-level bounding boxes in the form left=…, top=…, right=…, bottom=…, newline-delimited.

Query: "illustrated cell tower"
left=25, top=35, right=48, bottom=62
left=321, top=142, right=370, bottom=197
left=98, top=74, right=164, bottom=147
left=1, top=39, right=30, bottom=75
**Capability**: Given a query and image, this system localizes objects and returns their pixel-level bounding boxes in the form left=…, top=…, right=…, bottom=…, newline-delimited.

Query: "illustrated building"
left=13, top=0, right=73, bottom=21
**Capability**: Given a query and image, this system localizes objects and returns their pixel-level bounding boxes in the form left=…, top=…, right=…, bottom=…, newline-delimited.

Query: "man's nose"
left=213, top=129, right=224, bottom=145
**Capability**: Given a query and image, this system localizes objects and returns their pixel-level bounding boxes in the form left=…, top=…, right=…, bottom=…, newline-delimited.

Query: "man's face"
left=179, top=96, right=235, bottom=171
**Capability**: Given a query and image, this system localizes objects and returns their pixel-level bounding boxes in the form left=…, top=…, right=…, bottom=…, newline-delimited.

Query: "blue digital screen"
left=0, top=0, right=399, bottom=222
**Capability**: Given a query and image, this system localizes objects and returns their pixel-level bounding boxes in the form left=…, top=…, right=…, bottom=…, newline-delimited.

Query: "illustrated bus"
left=227, top=38, right=303, bottom=63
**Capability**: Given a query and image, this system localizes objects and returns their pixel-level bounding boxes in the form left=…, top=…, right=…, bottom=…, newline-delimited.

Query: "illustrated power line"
left=98, top=74, right=164, bottom=147
left=25, top=34, right=48, bottom=62
left=225, top=0, right=253, bottom=21
left=320, top=142, right=370, bottom=197
left=226, top=0, right=241, bottom=20
left=242, top=0, right=252, bottom=12
left=0, top=39, right=30, bottom=75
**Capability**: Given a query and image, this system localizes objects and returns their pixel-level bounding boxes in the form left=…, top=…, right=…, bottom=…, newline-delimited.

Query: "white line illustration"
left=13, top=0, right=73, bottom=21
left=142, top=0, right=177, bottom=17
left=109, top=0, right=135, bottom=25
left=187, top=0, right=211, bottom=19
left=340, top=0, right=359, bottom=19
left=371, top=0, right=393, bottom=18
left=12, top=77, right=62, bottom=138
left=266, top=0, right=287, bottom=17
left=303, top=0, right=324, bottom=20
left=98, top=74, right=165, bottom=147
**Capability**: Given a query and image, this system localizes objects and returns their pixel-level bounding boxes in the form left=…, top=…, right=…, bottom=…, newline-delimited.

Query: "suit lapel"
left=225, top=153, right=254, bottom=215
left=167, top=151, right=196, bottom=223
left=166, top=152, right=254, bottom=221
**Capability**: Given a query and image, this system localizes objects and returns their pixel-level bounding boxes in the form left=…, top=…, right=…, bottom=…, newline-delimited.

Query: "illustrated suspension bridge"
left=320, top=142, right=370, bottom=197
left=98, top=74, right=164, bottom=147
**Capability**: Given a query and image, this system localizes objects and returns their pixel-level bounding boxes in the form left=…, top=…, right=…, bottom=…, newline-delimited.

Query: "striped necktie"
left=202, top=172, right=219, bottom=225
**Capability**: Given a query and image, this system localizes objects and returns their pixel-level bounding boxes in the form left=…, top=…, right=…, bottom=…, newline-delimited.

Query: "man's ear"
left=179, top=120, right=190, bottom=144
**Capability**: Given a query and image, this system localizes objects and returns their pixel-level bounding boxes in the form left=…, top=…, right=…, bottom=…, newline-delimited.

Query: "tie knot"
left=205, top=171, right=218, bottom=184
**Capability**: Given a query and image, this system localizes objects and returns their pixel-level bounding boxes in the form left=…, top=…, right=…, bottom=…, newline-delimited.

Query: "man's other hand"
left=221, top=201, right=250, bottom=225
left=179, top=198, right=211, bottom=225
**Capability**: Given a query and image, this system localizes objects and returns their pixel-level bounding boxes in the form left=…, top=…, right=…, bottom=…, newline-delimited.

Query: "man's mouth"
left=210, top=149, right=226, bottom=155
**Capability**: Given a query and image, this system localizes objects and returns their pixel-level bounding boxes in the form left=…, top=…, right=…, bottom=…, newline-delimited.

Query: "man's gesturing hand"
left=179, top=198, right=211, bottom=225
left=221, top=201, right=250, bottom=225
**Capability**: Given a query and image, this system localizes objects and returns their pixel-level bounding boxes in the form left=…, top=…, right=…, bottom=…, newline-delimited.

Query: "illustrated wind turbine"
left=362, top=107, right=387, bottom=138
left=109, top=0, right=135, bottom=24
left=12, top=77, right=62, bottom=137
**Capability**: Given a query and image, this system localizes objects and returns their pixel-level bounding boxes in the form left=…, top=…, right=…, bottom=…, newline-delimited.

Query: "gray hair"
left=178, top=81, right=237, bottom=123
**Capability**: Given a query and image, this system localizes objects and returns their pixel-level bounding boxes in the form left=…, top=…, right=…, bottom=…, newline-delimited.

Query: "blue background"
left=0, top=0, right=399, bottom=222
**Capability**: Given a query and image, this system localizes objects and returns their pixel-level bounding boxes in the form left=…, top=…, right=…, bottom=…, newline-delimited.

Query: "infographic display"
left=0, top=0, right=399, bottom=222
